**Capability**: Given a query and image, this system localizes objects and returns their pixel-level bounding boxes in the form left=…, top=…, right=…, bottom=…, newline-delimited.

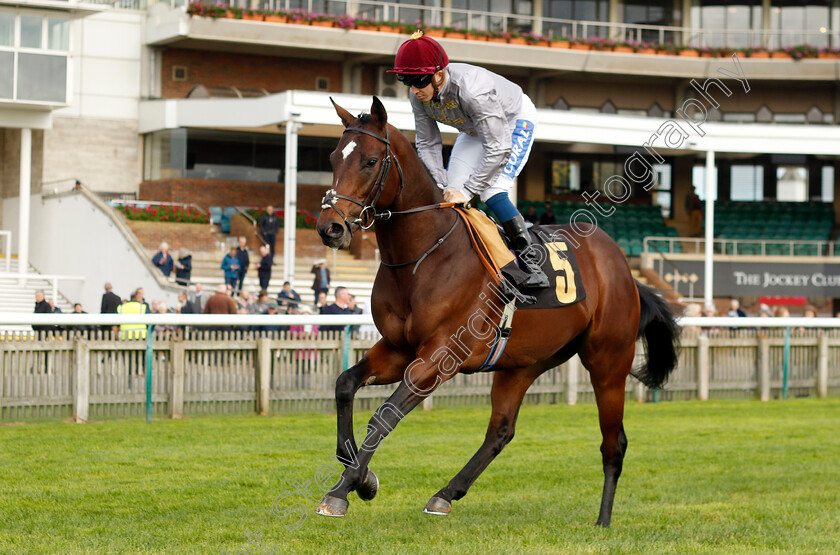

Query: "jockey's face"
left=410, top=70, right=445, bottom=102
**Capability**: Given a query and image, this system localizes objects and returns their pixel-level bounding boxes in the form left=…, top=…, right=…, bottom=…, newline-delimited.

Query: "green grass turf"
left=1, top=398, right=838, bottom=554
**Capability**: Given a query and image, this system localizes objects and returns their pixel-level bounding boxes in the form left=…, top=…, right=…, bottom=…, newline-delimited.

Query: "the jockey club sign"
left=663, top=261, right=840, bottom=296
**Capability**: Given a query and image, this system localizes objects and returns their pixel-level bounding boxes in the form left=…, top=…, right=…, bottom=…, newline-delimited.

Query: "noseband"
left=321, top=127, right=404, bottom=235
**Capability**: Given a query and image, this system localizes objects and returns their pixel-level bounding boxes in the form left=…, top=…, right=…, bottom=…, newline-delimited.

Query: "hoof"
left=423, top=496, right=451, bottom=516
left=316, top=496, right=348, bottom=517
left=356, top=469, right=379, bottom=501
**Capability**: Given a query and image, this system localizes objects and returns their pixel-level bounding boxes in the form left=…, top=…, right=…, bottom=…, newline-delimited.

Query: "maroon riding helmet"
left=390, top=31, right=449, bottom=90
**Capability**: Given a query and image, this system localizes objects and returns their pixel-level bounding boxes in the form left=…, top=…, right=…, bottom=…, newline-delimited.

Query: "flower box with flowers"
left=818, top=47, right=840, bottom=59
left=264, top=11, right=288, bottom=23
left=186, top=1, right=228, bottom=19
left=354, top=17, right=378, bottom=31
left=444, top=27, right=467, bottom=39
left=309, top=13, right=334, bottom=27
left=241, top=9, right=264, bottom=21
left=378, top=21, right=402, bottom=33
left=523, top=32, right=550, bottom=47
left=119, top=204, right=211, bottom=224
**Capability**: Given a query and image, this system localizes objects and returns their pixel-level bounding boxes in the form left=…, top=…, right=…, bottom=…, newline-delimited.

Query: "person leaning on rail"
left=390, top=31, right=548, bottom=289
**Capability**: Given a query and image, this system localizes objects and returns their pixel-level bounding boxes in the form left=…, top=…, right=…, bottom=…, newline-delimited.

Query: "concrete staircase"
left=0, top=257, right=76, bottom=331
left=169, top=248, right=378, bottom=309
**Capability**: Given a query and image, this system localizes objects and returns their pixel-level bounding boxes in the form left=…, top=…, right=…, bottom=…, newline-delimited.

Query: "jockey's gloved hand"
left=443, top=189, right=471, bottom=205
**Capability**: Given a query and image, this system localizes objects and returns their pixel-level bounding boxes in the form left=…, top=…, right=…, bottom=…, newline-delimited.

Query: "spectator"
left=523, top=205, right=538, bottom=225
left=685, top=185, right=703, bottom=237
left=727, top=299, right=746, bottom=317
left=258, top=245, right=273, bottom=291
left=178, top=291, right=199, bottom=314
left=191, top=283, right=207, bottom=312
left=221, top=247, right=240, bottom=291
left=32, top=290, right=52, bottom=332
left=320, top=287, right=353, bottom=333
left=759, top=304, right=774, bottom=318
left=152, top=242, right=174, bottom=277
left=311, top=259, right=330, bottom=298
left=255, top=300, right=285, bottom=335
left=73, top=303, right=86, bottom=314
left=259, top=205, right=281, bottom=259
left=69, top=303, right=91, bottom=334
left=803, top=306, right=818, bottom=318
left=204, top=284, right=238, bottom=315
left=539, top=202, right=556, bottom=225
left=174, top=248, right=192, bottom=286
left=155, top=301, right=177, bottom=336
left=703, top=305, right=717, bottom=317
left=775, top=306, right=790, bottom=318
left=237, top=290, right=256, bottom=314
left=682, top=303, right=702, bottom=333
left=236, top=236, right=250, bottom=293
left=136, top=287, right=151, bottom=313
left=316, top=290, right=328, bottom=310
left=278, top=281, right=301, bottom=310
left=255, top=290, right=271, bottom=314
left=116, top=290, right=148, bottom=340
left=100, top=282, right=121, bottom=314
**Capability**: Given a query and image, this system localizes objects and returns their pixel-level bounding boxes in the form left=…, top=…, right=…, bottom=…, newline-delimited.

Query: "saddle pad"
left=511, top=224, right=587, bottom=310
left=457, top=207, right=515, bottom=271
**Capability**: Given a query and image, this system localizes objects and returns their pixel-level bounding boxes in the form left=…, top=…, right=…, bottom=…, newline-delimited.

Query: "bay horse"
left=315, top=97, right=680, bottom=526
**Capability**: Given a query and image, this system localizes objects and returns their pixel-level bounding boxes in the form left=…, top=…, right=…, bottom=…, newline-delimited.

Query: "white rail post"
left=697, top=334, right=709, bottom=401
left=170, top=340, right=185, bottom=418
left=758, top=336, right=770, bottom=402
left=703, top=149, right=715, bottom=309
left=566, top=355, right=579, bottom=406
left=256, top=337, right=272, bottom=415
left=817, top=334, right=828, bottom=399
left=73, top=339, right=90, bottom=423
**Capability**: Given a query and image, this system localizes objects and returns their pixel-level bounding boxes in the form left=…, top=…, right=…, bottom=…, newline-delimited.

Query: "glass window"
left=693, top=165, right=718, bottom=201
left=550, top=159, right=580, bottom=194
left=776, top=165, right=808, bottom=202
left=730, top=165, right=764, bottom=201
left=770, top=0, right=831, bottom=48
left=17, top=53, right=66, bottom=102
left=0, top=51, right=12, bottom=99
left=47, top=17, right=70, bottom=51
left=593, top=160, right=622, bottom=195
left=652, top=164, right=672, bottom=218
left=0, top=13, right=13, bottom=47
left=692, top=0, right=763, bottom=49
left=822, top=166, right=835, bottom=203
left=20, top=15, right=42, bottom=49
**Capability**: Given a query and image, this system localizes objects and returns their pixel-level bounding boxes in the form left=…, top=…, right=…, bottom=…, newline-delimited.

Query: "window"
left=770, top=0, right=832, bottom=48
left=730, top=165, right=764, bottom=201
left=593, top=160, right=623, bottom=195
left=693, top=165, right=718, bottom=201
left=624, top=0, right=675, bottom=43
left=690, top=0, right=763, bottom=49
left=0, top=13, right=13, bottom=47
left=776, top=166, right=808, bottom=202
left=822, top=166, right=835, bottom=203
left=652, top=164, right=672, bottom=217
left=543, top=0, right=609, bottom=39
left=47, top=17, right=70, bottom=51
left=549, top=158, right=580, bottom=194
left=20, top=15, right=42, bottom=49
left=17, top=53, right=67, bottom=102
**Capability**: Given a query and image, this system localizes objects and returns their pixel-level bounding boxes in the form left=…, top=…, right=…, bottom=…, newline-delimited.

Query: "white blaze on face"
left=342, top=140, right=356, bottom=161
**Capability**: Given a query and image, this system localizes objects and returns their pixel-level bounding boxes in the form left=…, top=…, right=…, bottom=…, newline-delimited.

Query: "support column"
left=566, top=355, right=579, bottom=405
left=283, top=121, right=302, bottom=285
left=703, top=149, right=715, bottom=308
left=73, top=339, right=90, bottom=423
left=817, top=334, right=828, bottom=399
left=18, top=128, right=32, bottom=284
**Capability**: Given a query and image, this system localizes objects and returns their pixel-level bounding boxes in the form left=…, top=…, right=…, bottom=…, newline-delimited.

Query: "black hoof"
left=423, top=496, right=451, bottom=515
left=595, top=519, right=610, bottom=528
left=316, top=495, right=348, bottom=517
left=356, top=469, right=379, bottom=501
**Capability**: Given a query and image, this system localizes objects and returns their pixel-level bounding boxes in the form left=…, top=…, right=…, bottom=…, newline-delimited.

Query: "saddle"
left=454, top=207, right=586, bottom=310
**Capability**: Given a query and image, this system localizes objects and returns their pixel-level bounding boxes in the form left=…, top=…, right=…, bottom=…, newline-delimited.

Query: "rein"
left=320, top=125, right=461, bottom=272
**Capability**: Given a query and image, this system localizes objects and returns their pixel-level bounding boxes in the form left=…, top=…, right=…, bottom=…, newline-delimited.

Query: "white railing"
left=644, top=236, right=839, bottom=258
left=165, top=0, right=838, bottom=48
left=0, top=272, right=85, bottom=303
left=0, top=231, right=11, bottom=273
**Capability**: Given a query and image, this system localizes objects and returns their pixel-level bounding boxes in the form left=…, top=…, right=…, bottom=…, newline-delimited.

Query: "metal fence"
left=1, top=318, right=838, bottom=422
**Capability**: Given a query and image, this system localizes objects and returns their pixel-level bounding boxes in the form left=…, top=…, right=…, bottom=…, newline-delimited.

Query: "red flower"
left=176, top=217, right=181, bottom=221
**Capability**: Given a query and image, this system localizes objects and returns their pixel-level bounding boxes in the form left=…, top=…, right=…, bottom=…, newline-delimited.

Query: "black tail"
left=633, top=282, right=681, bottom=389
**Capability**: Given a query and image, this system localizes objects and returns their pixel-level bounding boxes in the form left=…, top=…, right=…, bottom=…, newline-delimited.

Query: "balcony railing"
left=156, top=0, right=838, bottom=49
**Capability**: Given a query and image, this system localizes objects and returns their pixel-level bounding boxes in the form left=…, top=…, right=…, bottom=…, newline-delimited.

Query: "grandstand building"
left=1, top=0, right=840, bottom=311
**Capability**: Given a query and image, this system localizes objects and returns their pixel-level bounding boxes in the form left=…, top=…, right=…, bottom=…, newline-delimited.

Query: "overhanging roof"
left=139, top=90, right=840, bottom=156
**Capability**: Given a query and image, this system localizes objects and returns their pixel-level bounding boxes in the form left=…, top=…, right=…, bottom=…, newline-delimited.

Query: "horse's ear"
left=370, top=96, right=388, bottom=129
left=330, top=97, right=355, bottom=128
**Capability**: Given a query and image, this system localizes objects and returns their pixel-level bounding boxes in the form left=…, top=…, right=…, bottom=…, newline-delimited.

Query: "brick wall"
left=139, top=178, right=329, bottom=214
left=161, top=48, right=344, bottom=98
left=126, top=220, right=218, bottom=253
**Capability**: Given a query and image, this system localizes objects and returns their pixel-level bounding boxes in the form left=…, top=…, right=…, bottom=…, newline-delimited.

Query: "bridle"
left=321, top=127, right=404, bottom=235
left=320, top=123, right=461, bottom=274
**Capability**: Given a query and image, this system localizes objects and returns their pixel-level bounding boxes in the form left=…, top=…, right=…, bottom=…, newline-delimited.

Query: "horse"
left=314, top=96, right=680, bottom=526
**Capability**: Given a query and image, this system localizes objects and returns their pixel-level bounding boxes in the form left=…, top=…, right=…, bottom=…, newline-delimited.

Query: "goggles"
left=397, top=73, right=434, bottom=89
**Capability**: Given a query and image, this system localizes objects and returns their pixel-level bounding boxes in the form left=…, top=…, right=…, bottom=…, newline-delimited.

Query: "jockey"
left=391, top=31, right=549, bottom=289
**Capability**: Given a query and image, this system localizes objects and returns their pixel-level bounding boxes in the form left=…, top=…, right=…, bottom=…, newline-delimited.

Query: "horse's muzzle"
left=317, top=220, right=351, bottom=250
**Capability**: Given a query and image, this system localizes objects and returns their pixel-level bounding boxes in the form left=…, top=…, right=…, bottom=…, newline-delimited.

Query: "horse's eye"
left=365, top=158, right=378, bottom=168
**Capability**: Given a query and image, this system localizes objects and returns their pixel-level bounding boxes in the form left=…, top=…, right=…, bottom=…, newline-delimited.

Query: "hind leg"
left=425, top=366, right=542, bottom=516
left=580, top=340, right=634, bottom=527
